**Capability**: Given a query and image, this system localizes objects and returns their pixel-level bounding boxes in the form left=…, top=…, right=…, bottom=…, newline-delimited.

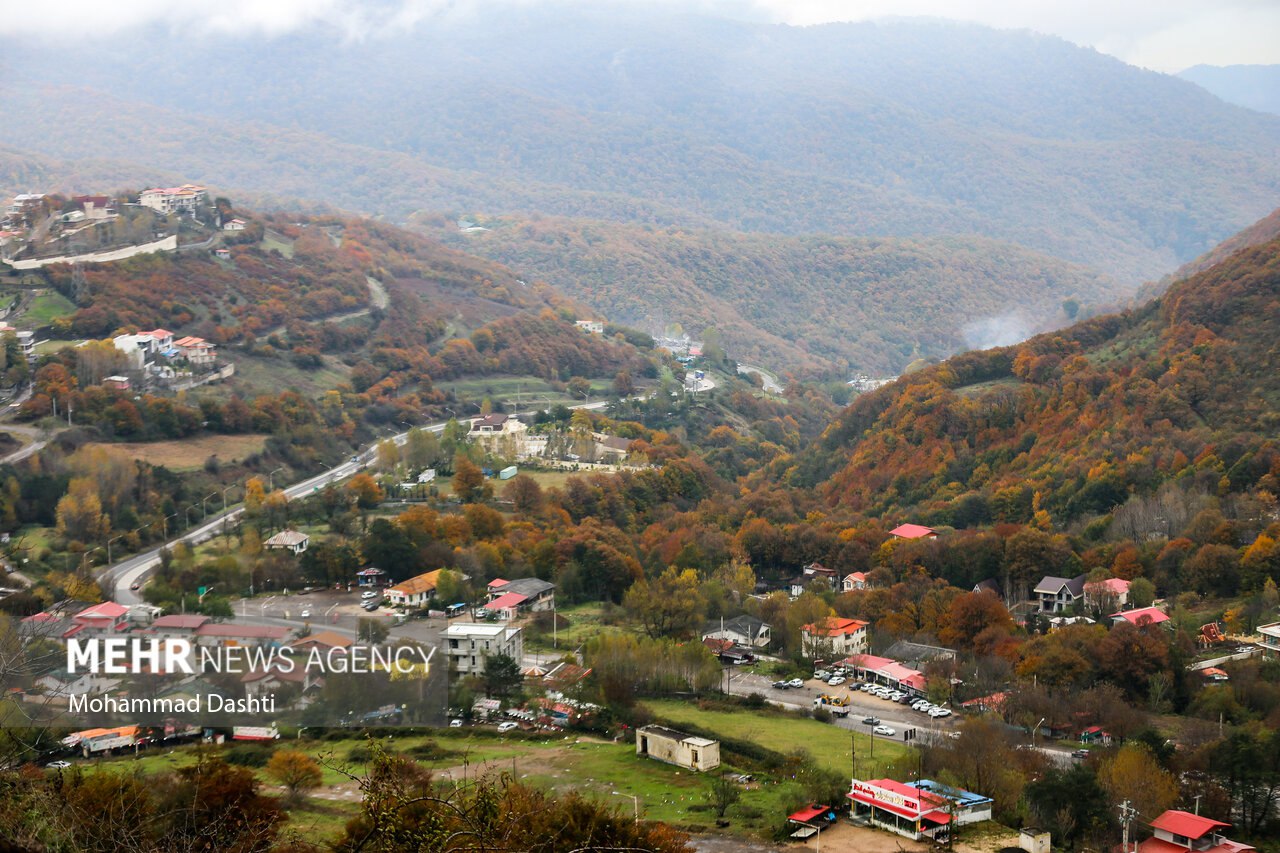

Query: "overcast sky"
left=1, top=0, right=1275, bottom=73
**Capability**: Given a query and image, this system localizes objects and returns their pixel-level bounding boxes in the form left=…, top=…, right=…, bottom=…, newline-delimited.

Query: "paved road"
left=735, top=363, right=782, bottom=394
left=100, top=399, right=616, bottom=605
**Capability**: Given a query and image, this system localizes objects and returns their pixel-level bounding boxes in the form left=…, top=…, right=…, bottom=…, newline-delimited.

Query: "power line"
left=1119, top=799, right=1138, bottom=853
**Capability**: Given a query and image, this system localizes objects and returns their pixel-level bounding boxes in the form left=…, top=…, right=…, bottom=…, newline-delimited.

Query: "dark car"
left=772, top=680, right=790, bottom=690
left=1072, top=749, right=1090, bottom=759
left=862, top=716, right=880, bottom=726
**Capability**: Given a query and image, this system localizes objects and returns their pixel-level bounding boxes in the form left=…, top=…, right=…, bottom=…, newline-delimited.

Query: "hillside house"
left=636, top=725, right=720, bottom=771
left=1111, top=606, right=1171, bottom=628
left=1085, top=577, right=1131, bottom=611
left=1258, top=622, right=1280, bottom=655
left=194, top=623, right=288, bottom=649
left=790, top=561, right=840, bottom=595
left=801, top=616, right=868, bottom=659
left=263, top=530, right=310, bottom=555
left=575, top=320, right=604, bottom=334
left=385, top=569, right=446, bottom=608
left=593, top=434, right=634, bottom=461
left=843, top=571, right=868, bottom=591
left=174, top=335, right=216, bottom=366
left=1138, top=810, right=1255, bottom=853
left=889, top=523, right=937, bottom=540
left=68, top=602, right=130, bottom=637
left=1034, top=574, right=1086, bottom=613
left=701, top=614, right=771, bottom=648
left=102, top=375, right=130, bottom=391
left=72, top=195, right=115, bottom=220
left=139, top=184, right=207, bottom=215
left=486, top=577, right=555, bottom=612
left=223, top=218, right=247, bottom=231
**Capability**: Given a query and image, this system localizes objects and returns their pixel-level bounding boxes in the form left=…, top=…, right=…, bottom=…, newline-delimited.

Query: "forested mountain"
left=792, top=223, right=1280, bottom=528
left=440, top=215, right=1116, bottom=374
left=2, top=8, right=1278, bottom=286
left=1179, top=65, right=1280, bottom=116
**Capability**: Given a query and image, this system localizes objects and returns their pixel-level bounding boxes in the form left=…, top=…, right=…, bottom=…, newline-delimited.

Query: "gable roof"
left=289, top=630, right=353, bottom=650
left=74, top=601, right=128, bottom=621
left=496, top=577, right=555, bottom=598
left=890, top=523, right=936, bottom=539
left=151, top=614, right=211, bottom=630
left=1112, top=606, right=1170, bottom=626
left=471, top=413, right=508, bottom=429
left=1034, top=574, right=1086, bottom=596
left=484, top=591, right=528, bottom=610
left=264, top=530, right=309, bottom=547
left=1150, top=810, right=1230, bottom=840
left=803, top=616, right=867, bottom=637
left=388, top=569, right=445, bottom=597
left=1087, top=577, right=1132, bottom=594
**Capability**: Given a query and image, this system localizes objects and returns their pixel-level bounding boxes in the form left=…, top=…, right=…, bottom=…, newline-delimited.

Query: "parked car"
left=45, top=760, right=72, bottom=769
left=362, top=601, right=380, bottom=611
left=1071, top=749, right=1090, bottom=759
left=872, top=725, right=896, bottom=737
left=861, top=716, right=880, bottom=726
left=813, top=670, right=831, bottom=681
left=772, top=680, right=790, bottom=690
left=361, top=589, right=379, bottom=599
left=912, top=701, right=932, bottom=711
left=928, top=707, right=951, bottom=718
left=896, top=694, right=914, bottom=704
left=888, top=691, right=906, bottom=701
left=497, top=721, right=519, bottom=733
left=449, top=719, right=464, bottom=728
left=787, top=678, right=805, bottom=689
left=828, top=676, right=845, bottom=686
left=299, top=609, right=311, bottom=619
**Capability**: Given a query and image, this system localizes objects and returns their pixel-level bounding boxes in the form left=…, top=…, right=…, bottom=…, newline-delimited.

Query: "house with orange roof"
left=801, top=616, right=868, bottom=659
left=890, top=523, right=937, bottom=540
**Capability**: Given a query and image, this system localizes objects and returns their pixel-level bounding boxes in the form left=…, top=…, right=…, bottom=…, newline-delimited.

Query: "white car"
left=361, top=590, right=379, bottom=599
left=787, top=678, right=805, bottom=689
left=828, top=676, right=845, bottom=686
left=299, top=608, right=312, bottom=619
left=497, top=721, right=519, bottom=733
left=928, top=707, right=952, bottom=718
left=872, top=725, right=896, bottom=737
left=449, top=719, right=464, bottom=728
left=45, top=760, right=72, bottom=769
left=913, top=701, right=933, bottom=712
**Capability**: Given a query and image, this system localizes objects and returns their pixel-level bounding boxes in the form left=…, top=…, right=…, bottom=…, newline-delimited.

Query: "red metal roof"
left=1150, top=810, right=1230, bottom=839
left=890, top=523, right=936, bottom=539
left=789, top=804, right=830, bottom=824
left=1112, top=606, right=1170, bottom=626
left=803, top=617, right=867, bottom=637
left=485, top=592, right=528, bottom=610
left=75, top=601, right=128, bottom=621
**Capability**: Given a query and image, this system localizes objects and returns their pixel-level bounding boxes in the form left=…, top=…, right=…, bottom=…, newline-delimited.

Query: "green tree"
left=357, top=617, right=389, bottom=644
left=707, top=771, right=741, bottom=819
left=482, top=652, right=523, bottom=700
left=623, top=566, right=706, bottom=639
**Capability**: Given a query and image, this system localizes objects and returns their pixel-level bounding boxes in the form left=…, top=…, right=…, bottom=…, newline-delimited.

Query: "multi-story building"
left=442, top=623, right=523, bottom=675
left=139, top=185, right=207, bottom=215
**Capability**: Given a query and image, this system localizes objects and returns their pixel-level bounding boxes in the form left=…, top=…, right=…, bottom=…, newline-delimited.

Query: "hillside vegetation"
left=793, top=231, right=1280, bottom=527
left=444, top=216, right=1117, bottom=374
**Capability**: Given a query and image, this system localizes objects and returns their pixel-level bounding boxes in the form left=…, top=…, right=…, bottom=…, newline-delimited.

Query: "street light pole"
left=107, top=534, right=124, bottom=564
left=202, top=492, right=217, bottom=518
left=222, top=485, right=235, bottom=512
left=610, top=791, right=639, bottom=824
left=268, top=467, right=284, bottom=491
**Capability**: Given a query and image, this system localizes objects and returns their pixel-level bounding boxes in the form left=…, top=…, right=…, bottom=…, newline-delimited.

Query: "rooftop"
left=1150, top=810, right=1231, bottom=840
left=388, top=569, right=445, bottom=597
left=151, top=614, right=211, bottom=630
left=803, top=616, right=867, bottom=637
left=890, top=523, right=936, bottom=539
left=1112, top=606, right=1170, bottom=626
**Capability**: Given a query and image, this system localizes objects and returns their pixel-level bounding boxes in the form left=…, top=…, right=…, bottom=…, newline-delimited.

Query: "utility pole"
left=1193, top=794, right=1202, bottom=816
left=1119, top=800, right=1137, bottom=853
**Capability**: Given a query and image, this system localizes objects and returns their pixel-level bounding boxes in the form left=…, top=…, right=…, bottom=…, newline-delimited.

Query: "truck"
left=813, top=694, right=851, bottom=716
left=63, top=725, right=142, bottom=757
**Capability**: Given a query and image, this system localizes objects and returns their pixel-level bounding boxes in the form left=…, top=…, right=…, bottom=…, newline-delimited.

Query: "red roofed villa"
left=1139, top=809, right=1254, bottom=853
left=890, top=523, right=937, bottom=540
left=801, top=616, right=868, bottom=659
left=1111, top=606, right=1171, bottom=628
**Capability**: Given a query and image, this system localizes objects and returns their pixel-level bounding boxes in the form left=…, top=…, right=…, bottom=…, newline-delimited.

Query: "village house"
left=889, top=523, right=937, bottom=540
left=71, top=195, right=115, bottom=220
left=1085, top=577, right=1131, bottom=611
left=486, top=577, right=556, bottom=612
left=67, top=601, right=130, bottom=638
left=288, top=630, right=354, bottom=654
left=102, top=375, right=131, bottom=391
left=0, top=325, right=36, bottom=362
left=1111, top=605, right=1171, bottom=628
left=592, top=433, right=634, bottom=462
left=701, top=614, right=771, bottom=649
left=223, top=218, right=247, bottom=231
left=442, top=623, right=523, bottom=675
left=173, top=335, right=216, bottom=366
left=1034, top=574, right=1087, bottom=613
left=635, top=724, right=720, bottom=771
left=790, top=561, right=840, bottom=595
left=574, top=320, right=604, bottom=334
left=139, top=184, right=207, bottom=215
left=842, top=571, right=869, bottom=592
left=385, top=569, right=447, bottom=608
left=1138, top=810, right=1255, bottom=853
left=801, top=616, right=869, bottom=659
left=148, top=614, right=211, bottom=637
left=263, top=530, right=310, bottom=555
left=844, top=653, right=927, bottom=694
left=242, top=665, right=322, bottom=706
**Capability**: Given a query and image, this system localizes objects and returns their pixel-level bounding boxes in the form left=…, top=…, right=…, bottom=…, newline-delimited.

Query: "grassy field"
left=644, top=699, right=910, bottom=779
left=209, top=353, right=350, bottom=399
left=261, top=231, right=296, bottom=258
left=436, top=374, right=612, bottom=409
left=87, top=728, right=804, bottom=839
left=20, top=290, right=77, bottom=326
left=88, top=434, right=269, bottom=471
left=33, top=338, right=83, bottom=355
left=523, top=601, right=631, bottom=652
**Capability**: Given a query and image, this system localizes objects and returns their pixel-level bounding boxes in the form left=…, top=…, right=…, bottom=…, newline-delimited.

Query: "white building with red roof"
left=801, top=616, right=868, bottom=659
left=842, top=571, right=869, bottom=592
left=1139, top=810, right=1255, bottom=853
left=70, top=601, right=129, bottom=636
left=848, top=778, right=952, bottom=841
left=1085, top=577, right=1131, bottom=610
left=890, top=523, right=937, bottom=540
left=139, top=184, right=207, bottom=215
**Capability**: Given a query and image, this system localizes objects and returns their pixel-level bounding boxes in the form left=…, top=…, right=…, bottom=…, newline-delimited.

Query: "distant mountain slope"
left=2, top=11, right=1278, bottom=284
left=438, top=216, right=1116, bottom=374
left=1136, top=206, right=1280, bottom=303
left=1179, top=65, right=1280, bottom=116
left=792, top=229, right=1280, bottom=525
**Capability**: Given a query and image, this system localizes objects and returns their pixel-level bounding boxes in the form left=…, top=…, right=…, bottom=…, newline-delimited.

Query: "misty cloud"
left=0, top=0, right=1276, bottom=71
left=961, top=313, right=1033, bottom=351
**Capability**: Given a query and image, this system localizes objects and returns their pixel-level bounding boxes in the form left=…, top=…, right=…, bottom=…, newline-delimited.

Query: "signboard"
left=232, top=725, right=280, bottom=741
left=851, top=780, right=919, bottom=812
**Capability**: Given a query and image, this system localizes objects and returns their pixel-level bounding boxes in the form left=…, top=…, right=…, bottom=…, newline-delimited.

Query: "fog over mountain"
left=1178, top=65, right=1280, bottom=116
left=1, top=4, right=1276, bottom=369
